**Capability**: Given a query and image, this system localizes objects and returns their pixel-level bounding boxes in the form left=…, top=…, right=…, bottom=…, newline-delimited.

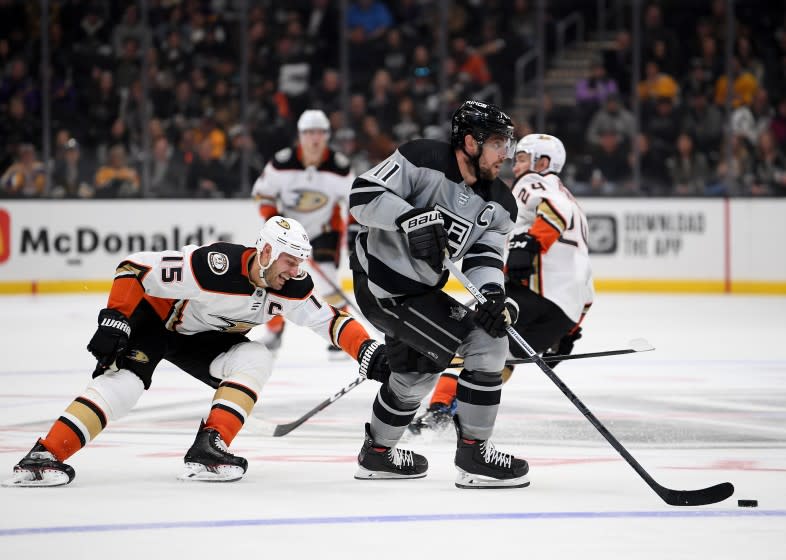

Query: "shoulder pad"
left=191, top=243, right=255, bottom=295
left=398, top=139, right=461, bottom=183
left=267, top=272, right=314, bottom=300
left=488, top=180, right=518, bottom=224
left=274, top=147, right=293, bottom=163
left=333, top=151, right=351, bottom=170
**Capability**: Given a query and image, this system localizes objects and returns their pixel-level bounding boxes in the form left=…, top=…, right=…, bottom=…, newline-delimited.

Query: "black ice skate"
left=179, top=422, right=248, bottom=482
left=355, top=423, right=428, bottom=480
left=2, top=440, right=75, bottom=487
left=454, top=417, right=530, bottom=489
left=408, top=402, right=456, bottom=435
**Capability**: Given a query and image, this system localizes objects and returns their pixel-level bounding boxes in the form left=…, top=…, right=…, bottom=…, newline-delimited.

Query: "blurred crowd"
left=1, top=0, right=785, bottom=198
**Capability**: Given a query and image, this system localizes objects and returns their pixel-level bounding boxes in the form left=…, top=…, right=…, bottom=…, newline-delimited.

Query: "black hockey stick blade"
left=448, top=339, right=654, bottom=369
left=443, top=257, right=735, bottom=507
left=272, top=376, right=366, bottom=437
left=656, top=482, right=735, bottom=507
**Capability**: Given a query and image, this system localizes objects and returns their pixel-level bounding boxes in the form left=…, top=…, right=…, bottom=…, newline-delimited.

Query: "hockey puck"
left=737, top=499, right=758, bottom=507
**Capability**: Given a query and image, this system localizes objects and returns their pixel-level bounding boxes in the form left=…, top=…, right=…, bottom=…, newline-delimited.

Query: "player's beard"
left=478, top=159, right=501, bottom=181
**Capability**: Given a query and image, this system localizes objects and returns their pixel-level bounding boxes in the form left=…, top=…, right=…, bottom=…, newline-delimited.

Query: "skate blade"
left=178, top=463, right=245, bottom=482
left=354, top=466, right=427, bottom=480
left=2, top=470, right=71, bottom=488
left=455, top=468, right=530, bottom=489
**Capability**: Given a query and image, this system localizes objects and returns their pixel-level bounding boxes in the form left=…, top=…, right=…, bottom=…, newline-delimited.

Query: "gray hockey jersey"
left=350, top=139, right=517, bottom=299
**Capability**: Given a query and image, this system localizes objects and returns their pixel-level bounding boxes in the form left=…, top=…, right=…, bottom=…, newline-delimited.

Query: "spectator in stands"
left=735, top=36, right=765, bottom=83
left=644, top=96, right=680, bottom=158
left=748, top=130, right=786, bottom=196
left=635, top=132, right=672, bottom=195
left=508, top=0, right=536, bottom=49
left=666, top=133, right=711, bottom=196
left=51, top=138, right=93, bottom=199
left=347, top=0, right=393, bottom=42
left=451, top=36, right=492, bottom=88
left=115, top=37, right=142, bottom=90
left=382, top=28, right=408, bottom=86
left=575, top=56, right=619, bottom=125
left=367, top=69, right=396, bottom=130
left=0, top=94, right=37, bottom=170
left=187, top=138, right=230, bottom=198
left=730, top=89, right=773, bottom=147
left=311, top=68, right=342, bottom=116
left=360, top=114, right=395, bottom=166
left=223, top=124, right=263, bottom=195
left=604, top=30, right=633, bottom=97
left=642, top=3, right=679, bottom=70
left=683, top=58, right=716, bottom=100
left=192, top=112, right=227, bottom=161
left=94, top=144, right=140, bottom=198
left=715, top=57, right=758, bottom=108
left=637, top=60, right=679, bottom=105
left=391, top=95, right=422, bottom=144
left=579, top=127, right=633, bottom=195
left=770, top=97, right=786, bottom=151
left=681, top=87, right=724, bottom=163
left=708, top=134, right=754, bottom=196
left=85, top=70, right=120, bottom=149
left=697, top=36, right=723, bottom=84
left=112, top=5, right=149, bottom=57
left=0, top=58, right=37, bottom=112
left=1, top=144, right=46, bottom=198
left=149, top=136, right=186, bottom=198
left=586, top=93, right=635, bottom=147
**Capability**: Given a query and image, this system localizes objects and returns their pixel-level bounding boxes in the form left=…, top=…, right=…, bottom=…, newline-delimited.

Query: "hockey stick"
left=273, top=376, right=366, bottom=437
left=448, top=339, right=654, bottom=369
left=307, top=258, right=365, bottom=319
left=443, top=256, right=734, bottom=506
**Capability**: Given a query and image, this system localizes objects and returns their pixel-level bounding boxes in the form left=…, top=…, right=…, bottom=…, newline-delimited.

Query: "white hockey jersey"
left=251, top=146, right=355, bottom=239
left=107, top=242, right=368, bottom=357
left=510, top=171, right=594, bottom=323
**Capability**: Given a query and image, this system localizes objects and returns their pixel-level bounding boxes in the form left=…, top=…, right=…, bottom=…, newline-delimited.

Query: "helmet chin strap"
left=462, top=138, right=484, bottom=185
left=256, top=250, right=272, bottom=288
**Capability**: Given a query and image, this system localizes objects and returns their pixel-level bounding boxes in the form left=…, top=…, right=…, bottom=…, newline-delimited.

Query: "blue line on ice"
left=2, top=510, right=785, bottom=537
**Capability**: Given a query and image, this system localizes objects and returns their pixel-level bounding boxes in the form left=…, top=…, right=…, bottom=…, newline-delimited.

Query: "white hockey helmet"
left=297, top=109, right=330, bottom=133
left=515, top=133, right=566, bottom=173
left=256, top=216, right=312, bottom=265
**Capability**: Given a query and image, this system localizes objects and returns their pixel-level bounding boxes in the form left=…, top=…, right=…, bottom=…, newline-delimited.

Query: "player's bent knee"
left=209, top=340, right=273, bottom=394
left=83, top=368, right=144, bottom=421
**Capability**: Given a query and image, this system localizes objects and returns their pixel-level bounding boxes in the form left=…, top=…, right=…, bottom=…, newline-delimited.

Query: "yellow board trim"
left=1, top=278, right=785, bottom=296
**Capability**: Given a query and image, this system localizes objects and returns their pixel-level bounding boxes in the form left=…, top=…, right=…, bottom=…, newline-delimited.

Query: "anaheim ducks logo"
left=126, top=350, right=150, bottom=363
left=210, top=315, right=262, bottom=333
left=276, top=218, right=291, bottom=229
left=288, top=190, right=329, bottom=213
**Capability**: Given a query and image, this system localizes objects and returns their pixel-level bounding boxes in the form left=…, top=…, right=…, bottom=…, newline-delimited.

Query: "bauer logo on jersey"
left=434, top=204, right=473, bottom=256
left=208, top=252, right=229, bottom=275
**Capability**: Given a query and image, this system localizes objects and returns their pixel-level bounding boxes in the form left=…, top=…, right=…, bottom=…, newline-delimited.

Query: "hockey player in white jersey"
left=410, top=133, right=594, bottom=434
left=4, top=217, right=389, bottom=487
left=251, top=110, right=356, bottom=357
left=348, top=100, right=529, bottom=489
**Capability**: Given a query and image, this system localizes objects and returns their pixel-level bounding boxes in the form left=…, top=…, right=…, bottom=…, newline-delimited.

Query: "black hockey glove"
left=396, top=207, right=448, bottom=273
left=357, top=340, right=391, bottom=384
left=543, top=327, right=582, bottom=368
left=473, top=284, right=517, bottom=338
left=507, top=233, right=541, bottom=285
left=87, top=308, right=131, bottom=371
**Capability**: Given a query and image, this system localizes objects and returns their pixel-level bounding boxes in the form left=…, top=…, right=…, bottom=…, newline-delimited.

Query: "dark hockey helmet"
left=450, top=100, right=515, bottom=150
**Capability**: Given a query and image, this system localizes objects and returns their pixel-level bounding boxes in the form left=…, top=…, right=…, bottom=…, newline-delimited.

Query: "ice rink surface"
left=1, top=291, right=785, bottom=559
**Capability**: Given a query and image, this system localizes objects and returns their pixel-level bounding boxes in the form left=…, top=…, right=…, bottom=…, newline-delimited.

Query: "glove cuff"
left=358, top=340, right=380, bottom=378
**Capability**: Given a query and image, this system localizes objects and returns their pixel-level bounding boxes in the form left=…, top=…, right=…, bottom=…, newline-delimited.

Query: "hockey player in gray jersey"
left=349, top=100, right=530, bottom=489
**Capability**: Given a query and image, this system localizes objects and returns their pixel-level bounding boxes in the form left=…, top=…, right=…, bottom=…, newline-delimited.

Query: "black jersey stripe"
left=74, top=397, right=108, bottom=429
left=462, top=255, right=504, bottom=272
left=349, top=190, right=383, bottom=208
